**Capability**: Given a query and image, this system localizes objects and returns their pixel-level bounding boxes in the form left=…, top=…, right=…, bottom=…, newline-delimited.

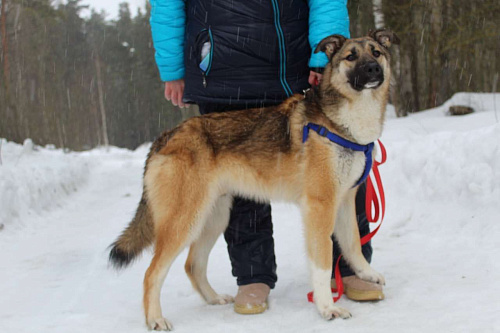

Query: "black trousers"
left=198, top=103, right=372, bottom=289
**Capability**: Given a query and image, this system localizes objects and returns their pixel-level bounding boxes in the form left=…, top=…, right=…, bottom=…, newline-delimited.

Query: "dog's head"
left=315, top=29, right=399, bottom=93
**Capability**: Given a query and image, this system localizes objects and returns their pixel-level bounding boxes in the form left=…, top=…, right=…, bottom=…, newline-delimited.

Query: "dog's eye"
left=346, top=54, right=356, bottom=61
left=373, top=50, right=381, bottom=58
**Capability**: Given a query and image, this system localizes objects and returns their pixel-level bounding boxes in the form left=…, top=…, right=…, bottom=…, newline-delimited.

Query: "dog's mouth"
left=348, top=78, right=383, bottom=91
left=364, top=81, right=381, bottom=89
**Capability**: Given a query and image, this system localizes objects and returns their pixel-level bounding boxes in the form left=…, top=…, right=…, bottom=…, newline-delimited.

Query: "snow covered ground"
left=1, top=93, right=499, bottom=332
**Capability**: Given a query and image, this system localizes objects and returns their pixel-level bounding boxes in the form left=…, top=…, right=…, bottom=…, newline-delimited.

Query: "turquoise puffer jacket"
left=150, top=0, right=349, bottom=106
left=150, top=0, right=349, bottom=82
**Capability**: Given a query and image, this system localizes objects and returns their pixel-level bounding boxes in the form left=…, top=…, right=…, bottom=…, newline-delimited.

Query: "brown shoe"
left=233, top=283, right=270, bottom=314
left=332, top=276, right=384, bottom=301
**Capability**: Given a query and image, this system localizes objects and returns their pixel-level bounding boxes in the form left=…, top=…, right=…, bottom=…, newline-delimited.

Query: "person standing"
left=150, top=0, right=384, bottom=315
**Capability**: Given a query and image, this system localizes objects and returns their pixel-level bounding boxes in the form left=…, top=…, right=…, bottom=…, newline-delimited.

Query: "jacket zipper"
left=200, top=28, right=214, bottom=88
left=270, top=0, right=293, bottom=96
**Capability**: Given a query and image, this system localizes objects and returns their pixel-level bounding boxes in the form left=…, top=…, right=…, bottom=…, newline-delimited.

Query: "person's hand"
left=308, top=71, right=323, bottom=86
left=164, top=79, right=186, bottom=108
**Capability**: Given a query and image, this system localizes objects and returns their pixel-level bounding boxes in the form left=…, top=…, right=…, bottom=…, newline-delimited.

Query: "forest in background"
left=355, top=0, right=500, bottom=116
left=0, top=0, right=198, bottom=150
left=0, top=0, right=499, bottom=150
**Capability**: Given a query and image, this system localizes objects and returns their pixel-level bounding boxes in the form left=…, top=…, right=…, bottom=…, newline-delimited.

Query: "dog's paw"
left=147, top=317, right=173, bottom=331
left=357, top=268, right=385, bottom=285
left=208, top=294, right=234, bottom=305
left=319, top=305, right=352, bottom=320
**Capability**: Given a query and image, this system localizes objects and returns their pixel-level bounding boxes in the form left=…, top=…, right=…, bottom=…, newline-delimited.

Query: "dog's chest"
left=337, top=93, right=383, bottom=144
left=331, top=145, right=367, bottom=187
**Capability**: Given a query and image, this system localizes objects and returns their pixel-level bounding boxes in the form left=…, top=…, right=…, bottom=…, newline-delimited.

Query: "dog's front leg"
left=335, top=188, right=385, bottom=285
left=302, top=196, right=352, bottom=320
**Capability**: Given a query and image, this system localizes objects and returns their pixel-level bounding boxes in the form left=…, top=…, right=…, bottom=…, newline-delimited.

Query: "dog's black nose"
left=349, top=61, right=385, bottom=91
left=364, top=62, right=382, bottom=78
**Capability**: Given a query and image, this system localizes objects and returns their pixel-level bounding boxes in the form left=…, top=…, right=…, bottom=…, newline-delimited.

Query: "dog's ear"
left=368, top=28, right=400, bottom=49
left=314, top=34, right=347, bottom=59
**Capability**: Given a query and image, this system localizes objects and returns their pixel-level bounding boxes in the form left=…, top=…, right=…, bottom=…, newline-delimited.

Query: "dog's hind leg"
left=142, top=155, right=214, bottom=331
left=185, top=195, right=234, bottom=305
left=334, top=188, right=385, bottom=285
left=143, top=203, right=215, bottom=331
left=143, top=229, right=182, bottom=331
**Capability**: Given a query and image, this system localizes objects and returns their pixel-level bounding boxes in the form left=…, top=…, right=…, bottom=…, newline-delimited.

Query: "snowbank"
left=385, top=123, right=500, bottom=206
left=386, top=92, right=500, bottom=122
left=442, top=92, right=499, bottom=114
left=0, top=139, right=149, bottom=230
left=0, top=139, right=92, bottom=229
left=381, top=93, right=500, bottom=235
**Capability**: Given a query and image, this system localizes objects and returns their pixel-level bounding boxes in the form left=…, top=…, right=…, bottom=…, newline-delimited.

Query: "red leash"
left=307, top=140, right=387, bottom=303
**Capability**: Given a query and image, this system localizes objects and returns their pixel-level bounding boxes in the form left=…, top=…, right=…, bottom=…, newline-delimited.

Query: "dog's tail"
left=108, top=192, right=154, bottom=269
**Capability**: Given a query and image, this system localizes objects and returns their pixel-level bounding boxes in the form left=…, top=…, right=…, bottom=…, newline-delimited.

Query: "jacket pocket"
left=195, top=28, right=214, bottom=88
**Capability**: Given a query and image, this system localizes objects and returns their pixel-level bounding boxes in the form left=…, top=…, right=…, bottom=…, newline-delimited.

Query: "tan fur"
left=110, top=31, right=398, bottom=330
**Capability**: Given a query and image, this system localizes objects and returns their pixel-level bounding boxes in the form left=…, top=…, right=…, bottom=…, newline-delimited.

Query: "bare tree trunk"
left=89, top=77, right=102, bottom=146
left=409, top=46, right=420, bottom=112
left=94, top=52, right=109, bottom=148
left=372, top=0, right=384, bottom=29
left=391, top=48, right=406, bottom=117
left=1, top=0, right=10, bottom=92
left=428, top=0, right=442, bottom=108
left=493, top=72, right=499, bottom=123
left=373, top=0, right=406, bottom=117
left=438, top=0, right=452, bottom=103
left=407, top=6, right=421, bottom=112
left=348, top=0, right=375, bottom=37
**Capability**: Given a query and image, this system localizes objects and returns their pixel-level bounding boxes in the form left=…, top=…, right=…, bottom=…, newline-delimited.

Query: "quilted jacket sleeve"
left=307, top=0, right=350, bottom=69
left=150, top=0, right=185, bottom=81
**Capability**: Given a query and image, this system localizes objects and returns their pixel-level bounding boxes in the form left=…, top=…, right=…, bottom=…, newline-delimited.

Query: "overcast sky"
left=78, top=0, right=146, bottom=20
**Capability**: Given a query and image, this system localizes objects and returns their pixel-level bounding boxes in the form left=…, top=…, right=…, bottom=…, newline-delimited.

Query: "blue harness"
left=302, top=123, right=374, bottom=187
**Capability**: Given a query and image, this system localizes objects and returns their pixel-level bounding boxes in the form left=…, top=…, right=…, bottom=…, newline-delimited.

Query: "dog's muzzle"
left=349, top=61, right=384, bottom=91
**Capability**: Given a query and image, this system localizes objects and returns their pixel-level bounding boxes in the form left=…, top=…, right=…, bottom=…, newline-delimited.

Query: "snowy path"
left=0, top=152, right=150, bottom=332
left=1, top=94, right=500, bottom=332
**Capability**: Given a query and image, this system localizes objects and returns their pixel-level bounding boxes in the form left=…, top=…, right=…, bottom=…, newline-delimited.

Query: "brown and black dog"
left=109, top=29, right=399, bottom=331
